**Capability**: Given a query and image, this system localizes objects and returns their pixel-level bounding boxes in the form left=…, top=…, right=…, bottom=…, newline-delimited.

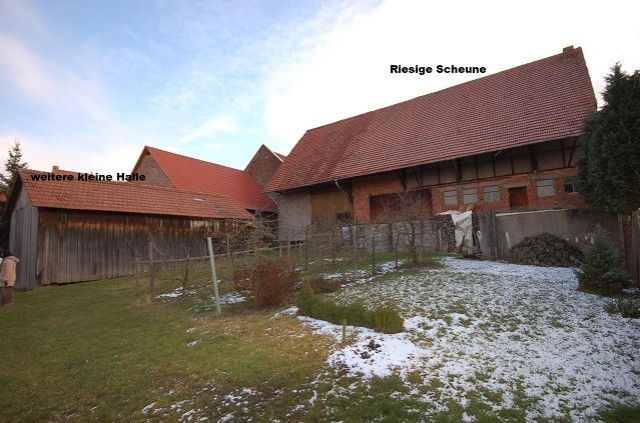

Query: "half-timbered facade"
left=266, top=46, right=597, bottom=240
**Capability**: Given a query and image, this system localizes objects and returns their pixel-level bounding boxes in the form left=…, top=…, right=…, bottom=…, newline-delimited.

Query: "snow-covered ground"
left=292, top=258, right=640, bottom=421
left=323, top=259, right=406, bottom=285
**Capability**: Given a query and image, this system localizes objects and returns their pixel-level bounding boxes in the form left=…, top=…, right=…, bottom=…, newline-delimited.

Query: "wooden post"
left=341, top=319, right=347, bottom=344
left=419, top=220, right=424, bottom=263
left=148, top=242, right=155, bottom=303
left=183, top=254, right=190, bottom=295
left=352, top=223, right=358, bottom=274
left=371, top=226, right=376, bottom=275
left=331, top=227, right=336, bottom=264
left=393, top=223, right=399, bottom=269
left=134, top=259, right=140, bottom=304
left=304, top=226, right=310, bottom=270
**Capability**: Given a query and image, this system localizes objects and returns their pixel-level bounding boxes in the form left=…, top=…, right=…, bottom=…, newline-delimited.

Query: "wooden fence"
left=134, top=242, right=306, bottom=304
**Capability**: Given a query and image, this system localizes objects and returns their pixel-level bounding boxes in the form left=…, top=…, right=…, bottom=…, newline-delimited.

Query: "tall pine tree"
left=577, top=64, right=640, bottom=214
left=0, top=140, right=28, bottom=246
left=0, top=139, right=28, bottom=198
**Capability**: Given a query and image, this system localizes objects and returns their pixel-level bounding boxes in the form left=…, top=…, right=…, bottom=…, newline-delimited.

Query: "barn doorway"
left=508, top=187, right=528, bottom=210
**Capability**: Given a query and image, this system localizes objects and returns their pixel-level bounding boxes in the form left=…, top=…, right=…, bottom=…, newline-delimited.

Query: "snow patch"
left=218, top=292, right=247, bottom=305
left=295, top=258, right=640, bottom=421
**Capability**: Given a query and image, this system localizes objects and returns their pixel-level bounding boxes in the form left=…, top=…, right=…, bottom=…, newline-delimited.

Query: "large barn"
left=266, top=46, right=597, bottom=241
left=6, top=169, right=252, bottom=290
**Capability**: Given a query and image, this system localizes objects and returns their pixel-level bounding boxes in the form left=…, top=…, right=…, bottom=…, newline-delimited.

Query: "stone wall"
left=277, top=191, right=312, bottom=241
left=306, top=216, right=457, bottom=254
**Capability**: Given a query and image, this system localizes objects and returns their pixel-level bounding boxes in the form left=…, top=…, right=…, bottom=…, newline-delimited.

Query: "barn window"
left=536, top=179, right=555, bottom=197
left=462, top=188, right=477, bottom=204
left=483, top=185, right=500, bottom=202
left=443, top=190, right=457, bottom=205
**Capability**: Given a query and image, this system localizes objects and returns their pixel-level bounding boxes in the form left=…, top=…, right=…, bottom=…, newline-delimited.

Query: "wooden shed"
left=5, top=169, right=253, bottom=290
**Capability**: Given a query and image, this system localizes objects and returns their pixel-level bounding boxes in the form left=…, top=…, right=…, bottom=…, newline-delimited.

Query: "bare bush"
left=234, top=257, right=300, bottom=308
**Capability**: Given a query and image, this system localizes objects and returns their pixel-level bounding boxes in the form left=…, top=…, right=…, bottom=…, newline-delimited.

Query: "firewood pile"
left=506, top=232, right=583, bottom=267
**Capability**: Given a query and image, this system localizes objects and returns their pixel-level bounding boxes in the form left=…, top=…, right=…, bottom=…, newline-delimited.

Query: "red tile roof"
left=136, top=146, right=277, bottom=212
left=267, top=46, right=597, bottom=192
left=16, top=169, right=253, bottom=220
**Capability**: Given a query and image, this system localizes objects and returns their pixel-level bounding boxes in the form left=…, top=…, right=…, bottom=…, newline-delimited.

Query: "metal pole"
left=207, top=237, right=222, bottom=315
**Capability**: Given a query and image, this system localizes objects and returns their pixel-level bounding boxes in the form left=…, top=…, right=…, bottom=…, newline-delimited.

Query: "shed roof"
left=133, top=146, right=277, bottom=212
left=267, top=46, right=596, bottom=192
left=14, top=169, right=253, bottom=220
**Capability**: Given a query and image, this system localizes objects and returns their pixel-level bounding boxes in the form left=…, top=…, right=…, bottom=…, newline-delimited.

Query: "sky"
left=0, top=0, right=638, bottom=175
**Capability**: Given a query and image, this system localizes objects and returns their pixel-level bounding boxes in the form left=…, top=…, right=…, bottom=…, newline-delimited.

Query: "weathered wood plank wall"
left=9, top=188, right=39, bottom=290
left=36, top=209, right=231, bottom=285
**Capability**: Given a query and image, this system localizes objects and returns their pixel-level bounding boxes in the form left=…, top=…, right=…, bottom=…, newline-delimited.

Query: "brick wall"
left=351, top=167, right=585, bottom=222
left=245, top=145, right=283, bottom=186
left=352, top=172, right=404, bottom=221
left=133, top=153, right=174, bottom=187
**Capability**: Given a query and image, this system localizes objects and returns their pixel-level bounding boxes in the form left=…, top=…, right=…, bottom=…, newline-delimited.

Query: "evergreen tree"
left=577, top=64, right=640, bottom=214
left=576, top=226, right=630, bottom=293
left=0, top=139, right=28, bottom=197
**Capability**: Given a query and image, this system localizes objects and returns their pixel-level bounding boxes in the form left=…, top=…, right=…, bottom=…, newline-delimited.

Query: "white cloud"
left=0, top=34, right=60, bottom=111
left=0, top=131, right=143, bottom=175
left=0, top=33, right=119, bottom=127
left=0, top=0, right=48, bottom=37
left=0, top=2, right=145, bottom=174
left=1, top=0, right=639, bottom=174
left=178, top=115, right=236, bottom=143
left=263, top=0, right=640, bottom=153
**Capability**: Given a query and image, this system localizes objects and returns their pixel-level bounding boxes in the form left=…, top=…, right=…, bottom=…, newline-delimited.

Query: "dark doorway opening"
left=508, top=187, right=528, bottom=210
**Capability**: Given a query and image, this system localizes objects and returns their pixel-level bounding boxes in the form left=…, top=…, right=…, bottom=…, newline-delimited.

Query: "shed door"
left=508, top=187, right=528, bottom=210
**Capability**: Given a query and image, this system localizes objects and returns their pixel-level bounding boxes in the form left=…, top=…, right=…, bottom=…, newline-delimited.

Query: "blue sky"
left=0, top=0, right=638, bottom=175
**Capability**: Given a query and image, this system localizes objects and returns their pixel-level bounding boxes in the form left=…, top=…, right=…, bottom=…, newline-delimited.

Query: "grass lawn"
left=0, top=268, right=331, bottom=421
left=1, top=253, right=639, bottom=422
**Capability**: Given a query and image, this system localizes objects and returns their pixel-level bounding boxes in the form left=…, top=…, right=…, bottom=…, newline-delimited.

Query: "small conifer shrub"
left=576, top=226, right=630, bottom=294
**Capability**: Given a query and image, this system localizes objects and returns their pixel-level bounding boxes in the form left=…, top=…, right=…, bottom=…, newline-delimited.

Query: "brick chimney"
left=562, top=45, right=574, bottom=56
left=52, top=165, right=59, bottom=172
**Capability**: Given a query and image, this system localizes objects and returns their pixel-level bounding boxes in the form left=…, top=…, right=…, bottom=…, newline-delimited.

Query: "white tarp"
left=438, top=210, right=474, bottom=253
